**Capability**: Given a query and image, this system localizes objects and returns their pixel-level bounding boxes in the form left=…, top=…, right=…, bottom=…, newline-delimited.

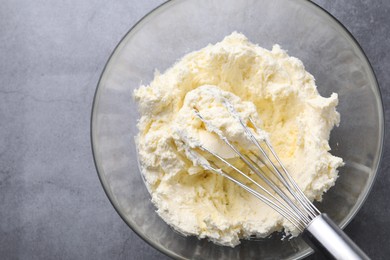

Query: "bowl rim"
left=90, top=0, right=385, bottom=259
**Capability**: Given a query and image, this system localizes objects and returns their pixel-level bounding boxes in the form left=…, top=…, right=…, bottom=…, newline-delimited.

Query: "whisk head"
left=178, top=97, right=321, bottom=233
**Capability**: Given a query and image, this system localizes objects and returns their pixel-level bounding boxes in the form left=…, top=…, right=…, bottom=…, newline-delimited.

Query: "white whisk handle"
left=303, top=214, right=369, bottom=260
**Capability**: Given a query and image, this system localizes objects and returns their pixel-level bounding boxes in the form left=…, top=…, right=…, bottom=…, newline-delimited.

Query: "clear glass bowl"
left=91, top=0, right=384, bottom=259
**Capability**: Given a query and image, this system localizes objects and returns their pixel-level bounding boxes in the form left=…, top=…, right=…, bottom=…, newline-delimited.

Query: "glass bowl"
left=91, top=0, right=384, bottom=259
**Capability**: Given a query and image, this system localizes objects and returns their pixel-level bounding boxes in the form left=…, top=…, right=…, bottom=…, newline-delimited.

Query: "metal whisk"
left=182, top=99, right=369, bottom=260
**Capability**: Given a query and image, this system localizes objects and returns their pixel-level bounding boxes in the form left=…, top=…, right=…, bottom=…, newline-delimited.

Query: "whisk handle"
left=303, top=214, right=369, bottom=260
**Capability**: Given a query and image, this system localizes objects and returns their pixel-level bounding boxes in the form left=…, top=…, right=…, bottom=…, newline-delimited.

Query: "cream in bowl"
left=133, top=33, right=343, bottom=247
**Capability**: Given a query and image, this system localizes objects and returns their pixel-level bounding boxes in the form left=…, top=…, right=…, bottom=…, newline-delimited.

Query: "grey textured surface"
left=0, top=0, right=389, bottom=259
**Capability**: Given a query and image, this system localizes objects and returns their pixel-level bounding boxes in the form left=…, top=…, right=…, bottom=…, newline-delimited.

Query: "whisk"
left=181, top=98, right=369, bottom=260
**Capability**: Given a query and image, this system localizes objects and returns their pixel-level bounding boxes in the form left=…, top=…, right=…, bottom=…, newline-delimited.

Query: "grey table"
left=1, top=1, right=389, bottom=259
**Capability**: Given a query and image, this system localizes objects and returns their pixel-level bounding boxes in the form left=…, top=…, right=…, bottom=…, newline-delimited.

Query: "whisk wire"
left=193, top=108, right=312, bottom=226
left=240, top=153, right=311, bottom=223
left=198, top=144, right=306, bottom=231
left=263, top=140, right=321, bottom=216
left=248, top=130, right=318, bottom=221
left=223, top=100, right=319, bottom=221
left=248, top=116, right=320, bottom=217
left=190, top=97, right=326, bottom=230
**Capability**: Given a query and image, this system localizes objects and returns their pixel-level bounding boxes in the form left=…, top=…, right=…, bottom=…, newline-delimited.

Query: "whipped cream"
left=134, top=32, right=343, bottom=247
